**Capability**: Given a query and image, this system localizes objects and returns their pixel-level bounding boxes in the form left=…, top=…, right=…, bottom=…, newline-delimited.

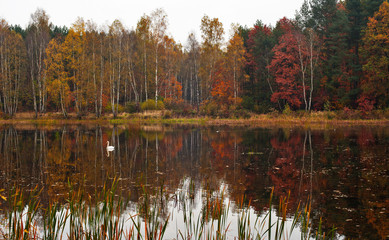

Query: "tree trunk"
left=195, top=59, right=200, bottom=112
left=116, top=47, right=121, bottom=117
left=144, top=41, right=148, bottom=101
left=233, top=57, right=237, bottom=105
left=265, top=59, right=282, bottom=111
left=308, top=32, right=315, bottom=111
left=155, top=46, right=158, bottom=107
left=99, top=37, right=104, bottom=117
left=92, top=41, right=99, bottom=118
left=60, top=85, right=67, bottom=118
left=297, top=37, right=308, bottom=112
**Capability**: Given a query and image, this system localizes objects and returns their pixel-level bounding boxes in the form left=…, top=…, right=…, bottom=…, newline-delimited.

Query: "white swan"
left=106, top=141, right=115, bottom=151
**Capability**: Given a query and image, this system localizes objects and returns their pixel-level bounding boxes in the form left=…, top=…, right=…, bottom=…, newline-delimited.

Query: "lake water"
left=0, top=124, right=387, bottom=239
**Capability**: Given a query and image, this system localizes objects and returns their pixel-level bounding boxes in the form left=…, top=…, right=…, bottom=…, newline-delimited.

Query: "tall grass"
left=1, top=180, right=128, bottom=240
left=129, top=185, right=169, bottom=240
left=0, top=182, right=336, bottom=240
left=235, top=189, right=337, bottom=240
left=2, top=187, right=40, bottom=240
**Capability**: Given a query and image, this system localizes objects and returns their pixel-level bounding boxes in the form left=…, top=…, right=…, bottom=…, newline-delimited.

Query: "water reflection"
left=0, top=124, right=387, bottom=239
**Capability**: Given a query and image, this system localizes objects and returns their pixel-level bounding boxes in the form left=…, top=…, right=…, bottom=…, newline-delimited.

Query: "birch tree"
left=296, top=1, right=321, bottom=111
left=26, top=8, right=51, bottom=117
left=85, top=20, right=103, bottom=117
left=124, top=30, right=139, bottom=104
left=108, top=20, right=125, bottom=117
left=150, top=8, right=168, bottom=106
left=0, top=20, right=26, bottom=116
left=186, top=33, right=201, bottom=110
left=136, top=15, right=151, bottom=101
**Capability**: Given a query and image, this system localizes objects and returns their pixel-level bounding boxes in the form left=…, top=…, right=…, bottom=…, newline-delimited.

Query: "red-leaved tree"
left=268, top=18, right=303, bottom=109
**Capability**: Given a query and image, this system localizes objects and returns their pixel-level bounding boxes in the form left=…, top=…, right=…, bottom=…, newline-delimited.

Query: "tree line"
left=0, top=0, right=388, bottom=118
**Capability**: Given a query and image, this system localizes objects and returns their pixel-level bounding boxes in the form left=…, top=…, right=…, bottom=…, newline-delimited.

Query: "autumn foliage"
left=360, top=1, right=389, bottom=108
left=268, top=18, right=303, bottom=109
left=0, top=1, right=388, bottom=118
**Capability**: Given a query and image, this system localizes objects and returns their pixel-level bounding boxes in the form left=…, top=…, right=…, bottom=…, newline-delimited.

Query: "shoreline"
left=0, top=112, right=388, bottom=128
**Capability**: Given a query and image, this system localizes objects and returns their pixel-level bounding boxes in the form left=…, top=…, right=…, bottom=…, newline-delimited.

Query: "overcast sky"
left=1, top=0, right=305, bottom=44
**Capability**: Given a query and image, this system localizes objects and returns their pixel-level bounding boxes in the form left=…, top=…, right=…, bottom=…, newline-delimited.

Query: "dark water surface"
left=0, top=124, right=388, bottom=239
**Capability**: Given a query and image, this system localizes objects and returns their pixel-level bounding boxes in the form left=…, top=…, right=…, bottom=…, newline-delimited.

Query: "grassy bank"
left=0, top=111, right=388, bottom=128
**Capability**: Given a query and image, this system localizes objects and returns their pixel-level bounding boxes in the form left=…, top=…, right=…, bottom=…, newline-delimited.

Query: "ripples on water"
left=0, top=124, right=387, bottom=239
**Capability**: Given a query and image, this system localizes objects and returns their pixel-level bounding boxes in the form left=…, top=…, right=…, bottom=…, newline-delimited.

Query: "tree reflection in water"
left=0, top=125, right=387, bottom=239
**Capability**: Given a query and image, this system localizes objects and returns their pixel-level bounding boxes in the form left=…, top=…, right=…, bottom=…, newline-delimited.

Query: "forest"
left=0, top=0, right=388, bottom=119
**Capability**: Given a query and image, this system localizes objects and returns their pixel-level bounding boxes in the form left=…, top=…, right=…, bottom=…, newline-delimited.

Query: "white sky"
left=1, top=0, right=305, bottom=44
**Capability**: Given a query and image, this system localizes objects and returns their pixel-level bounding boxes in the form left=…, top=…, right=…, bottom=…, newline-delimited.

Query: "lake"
left=0, top=124, right=388, bottom=239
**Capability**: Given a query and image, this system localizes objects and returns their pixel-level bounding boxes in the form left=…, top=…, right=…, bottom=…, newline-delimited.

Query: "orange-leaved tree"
left=161, top=75, right=183, bottom=105
left=200, top=15, right=224, bottom=101
left=211, top=59, right=233, bottom=105
left=224, top=25, right=248, bottom=105
left=160, top=35, right=182, bottom=102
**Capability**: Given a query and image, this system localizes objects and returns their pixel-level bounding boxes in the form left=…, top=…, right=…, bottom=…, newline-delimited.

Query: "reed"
left=0, top=182, right=336, bottom=240
left=178, top=199, right=205, bottom=240
left=240, top=189, right=337, bottom=240
left=2, top=187, right=40, bottom=240
left=0, top=180, right=129, bottom=240
left=129, top=185, right=169, bottom=240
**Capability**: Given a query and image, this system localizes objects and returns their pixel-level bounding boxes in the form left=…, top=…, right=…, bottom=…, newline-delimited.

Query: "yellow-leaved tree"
left=62, top=18, right=87, bottom=117
left=45, top=38, right=70, bottom=117
left=360, top=1, right=389, bottom=109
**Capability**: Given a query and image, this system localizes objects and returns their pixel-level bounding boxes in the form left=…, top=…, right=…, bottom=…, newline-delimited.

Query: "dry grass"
left=204, top=112, right=389, bottom=128
left=1, top=111, right=389, bottom=129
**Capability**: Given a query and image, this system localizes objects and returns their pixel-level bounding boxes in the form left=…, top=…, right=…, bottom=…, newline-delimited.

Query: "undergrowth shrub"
left=326, top=111, right=336, bottom=120
left=200, top=101, right=218, bottom=117
left=242, top=96, right=254, bottom=111
left=141, top=99, right=165, bottom=111
left=164, top=99, right=194, bottom=116
left=104, top=104, right=124, bottom=113
left=338, top=107, right=360, bottom=120
left=282, top=103, right=292, bottom=115
left=199, top=101, right=249, bottom=118
left=162, top=110, right=172, bottom=119
left=232, top=109, right=251, bottom=119
left=125, top=102, right=139, bottom=113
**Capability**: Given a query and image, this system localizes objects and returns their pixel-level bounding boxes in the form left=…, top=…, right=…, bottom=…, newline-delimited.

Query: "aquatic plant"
left=0, top=182, right=336, bottom=239
left=2, top=187, right=40, bottom=240
left=129, top=185, right=169, bottom=240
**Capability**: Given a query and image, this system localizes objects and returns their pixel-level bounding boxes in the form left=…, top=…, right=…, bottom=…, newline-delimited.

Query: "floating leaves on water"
left=0, top=189, right=6, bottom=201
left=241, top=152, right=263, bottom=155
